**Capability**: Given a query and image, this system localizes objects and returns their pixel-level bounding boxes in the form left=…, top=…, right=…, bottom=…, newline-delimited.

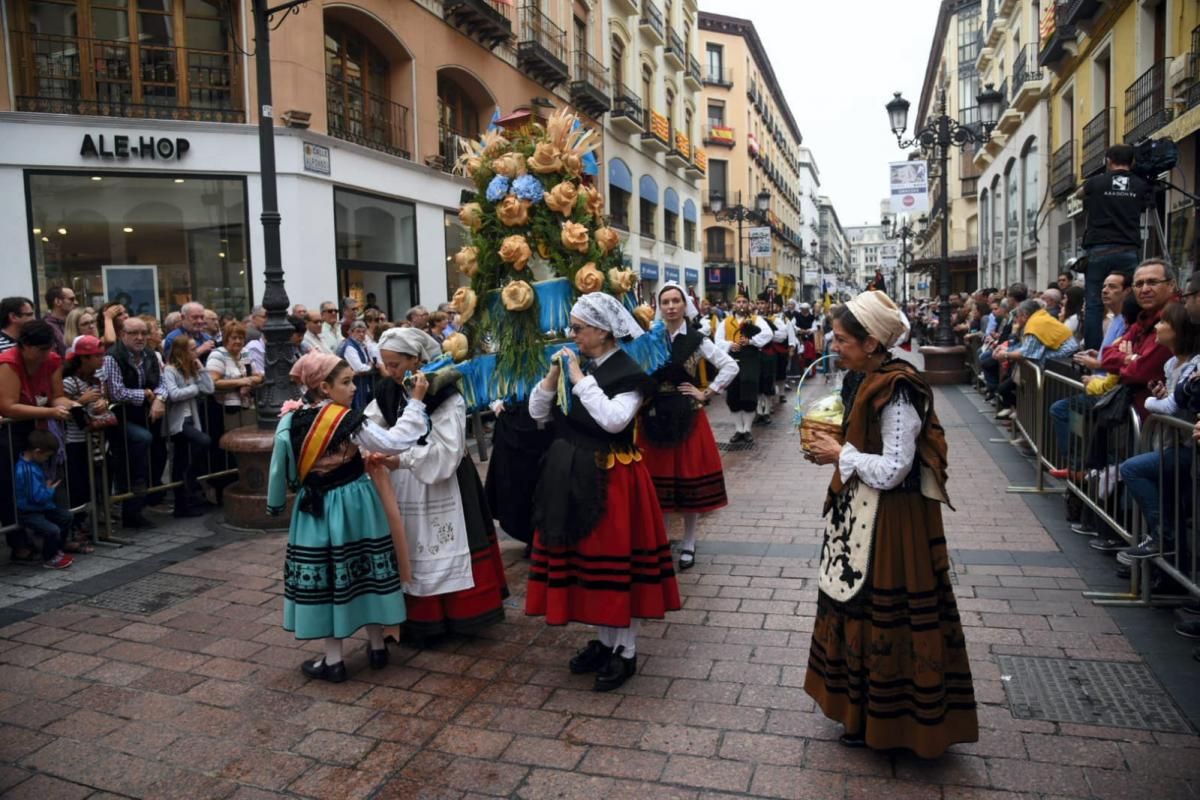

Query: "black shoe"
left=743, top=433, right=754, bottom=445
left=569, top=640, right=613, bottom=674
left=729, top=432, right=745, bottom=444
left=593, top=646, right=636, bottom=692
left=1174, top=621, right=1200, bottom=640
left=366, top=642, right=388, bottom=670
left=122, top=513, right=156, bottom=529
left=301, top=658, right=347, bottom=683
left=1089, top=536, right=1126, bottom=553
left=838, top=732, right=866, bottom=748
left=678, top=549, right=695, bottom=571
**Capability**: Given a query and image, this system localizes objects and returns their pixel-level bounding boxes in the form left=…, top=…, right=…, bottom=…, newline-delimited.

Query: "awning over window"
left=683, top=198, right=698, bottom=222
left=608, top=158, right=633, bottom=193
left=664, top=187, right=679, bottom=214
left=639, top=174, right=659, bottom=203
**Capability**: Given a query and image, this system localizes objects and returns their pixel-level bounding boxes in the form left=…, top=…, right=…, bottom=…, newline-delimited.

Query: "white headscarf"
left=656, top=282, right=698, bottom=320
left=378, top=327, right=441, bottom=361
left=844, top=290, right=907, bottom=348
left=571, top=293, right=644, bottom=340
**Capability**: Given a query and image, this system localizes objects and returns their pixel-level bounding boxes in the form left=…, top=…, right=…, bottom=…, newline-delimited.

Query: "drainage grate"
left=717, top=440, right=756, bottom=452
left=996, top=655, right=1193, bottom=734
left=84, top=573, right=224, bottom=615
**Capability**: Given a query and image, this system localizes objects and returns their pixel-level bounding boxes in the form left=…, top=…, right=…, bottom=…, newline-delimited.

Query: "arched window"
left=641, top=63, right=654, bottom=126
left=990, top=176, right=1003, bottom=266
left=665, top=87, right=675, bottom=132
left=325, top=24, right=398, bottom=154
left=1021, top=139, right=1038, bottom=250
left=611, top=35, right=625, bottom=89
left=1004, top=160, right=1019, bottom=283
left=609, top=158, right=633, bottom=230
left=980, top=188, right=990, bottom=268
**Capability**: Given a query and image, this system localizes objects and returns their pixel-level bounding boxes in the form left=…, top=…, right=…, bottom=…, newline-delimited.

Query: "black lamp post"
left=882, top=214, right=919, bottom=307
left=885, top=84, right=1003, bottom=349
left=710, top=189, right=771, bottom=294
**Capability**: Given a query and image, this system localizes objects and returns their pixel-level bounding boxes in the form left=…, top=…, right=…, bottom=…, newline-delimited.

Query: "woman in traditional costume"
left=637, top=283, right=737, bottom=571
left=802, top=290, right=977, bottom=758
left=484, top=397, right=553, bottom=557
left=366, top=327, right=508, bottom=642
left=527, top=293, right=681, bottom=692
left=267, top=352, right=428, bottom=682
left=715, top=293, right=774, bottom=444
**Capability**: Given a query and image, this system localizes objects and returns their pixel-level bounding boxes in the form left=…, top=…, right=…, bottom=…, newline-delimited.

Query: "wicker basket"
left=800, top=418, right=844, bottom=454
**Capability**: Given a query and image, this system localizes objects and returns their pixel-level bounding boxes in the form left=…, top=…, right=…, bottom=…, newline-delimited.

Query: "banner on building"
left=879, top=243, right=899, bottom=270
left=748, top=226, right=772, bottom=257
left=889, top=160, right=929, bottom=214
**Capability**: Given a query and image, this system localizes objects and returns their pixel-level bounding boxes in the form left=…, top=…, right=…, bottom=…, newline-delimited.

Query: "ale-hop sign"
left=889, top=160, right=929, bottom=214
left=80, top=133, right=191, bottom=160
left=749, top=226, right=772, bottom=257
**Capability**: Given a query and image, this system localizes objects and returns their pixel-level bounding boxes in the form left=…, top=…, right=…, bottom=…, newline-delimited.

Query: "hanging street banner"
left=748, top=226, right=772, bottom=257
left=879, top=242, right=900, bottom=270
left=889, top=160, right=929, bottom=214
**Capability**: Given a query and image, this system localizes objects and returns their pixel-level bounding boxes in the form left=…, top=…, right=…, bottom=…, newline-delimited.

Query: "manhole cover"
left=996, top=655, right=1193, bottom=734
left=717, top=440, right=756, bottom=452
left=84, top=573, right=224, bottom=615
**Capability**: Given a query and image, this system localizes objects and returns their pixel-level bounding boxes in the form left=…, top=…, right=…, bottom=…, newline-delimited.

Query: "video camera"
left=1132, top=137, right=1179, bottom=183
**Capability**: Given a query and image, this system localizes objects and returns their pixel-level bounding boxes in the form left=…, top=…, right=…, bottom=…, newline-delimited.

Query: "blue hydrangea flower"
left=512, top=174, right=545, bottom=204
left=486, top=175, right=510, bottom=203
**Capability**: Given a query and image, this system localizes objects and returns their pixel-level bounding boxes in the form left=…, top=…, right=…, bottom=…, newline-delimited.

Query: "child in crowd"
left=15, top=429, right=74, bottom=569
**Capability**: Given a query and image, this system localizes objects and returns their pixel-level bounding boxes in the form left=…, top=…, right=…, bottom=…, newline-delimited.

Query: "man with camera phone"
left=1079, top=144, right=1154, bottom=351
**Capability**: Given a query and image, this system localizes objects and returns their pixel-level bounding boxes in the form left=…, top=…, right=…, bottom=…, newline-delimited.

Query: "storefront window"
left=27, top=171, right=251, bottom=318
left=444, top=211, right=470, bottom=299
left=334, top=188, right=417, bottom=322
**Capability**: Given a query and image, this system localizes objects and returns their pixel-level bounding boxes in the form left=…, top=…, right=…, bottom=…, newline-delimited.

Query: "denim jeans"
left=1050, top=394, right=1098, bottom=467
left=1120, top=447, right=1195, bottom=540
left=21, top=506, right=72, bottom=561
left=1083, top=247, right=1140, bottom=351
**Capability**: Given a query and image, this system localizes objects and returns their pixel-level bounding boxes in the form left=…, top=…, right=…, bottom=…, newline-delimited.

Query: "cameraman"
left=1079, top=144, right=1154, bottom=351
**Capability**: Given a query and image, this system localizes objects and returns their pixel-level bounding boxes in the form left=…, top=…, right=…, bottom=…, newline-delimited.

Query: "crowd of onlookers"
left=0, top=288, right=464, bottom=570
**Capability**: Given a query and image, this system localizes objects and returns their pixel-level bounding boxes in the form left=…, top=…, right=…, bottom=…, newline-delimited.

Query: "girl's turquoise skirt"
left=283, top=474, right=406, bottom=639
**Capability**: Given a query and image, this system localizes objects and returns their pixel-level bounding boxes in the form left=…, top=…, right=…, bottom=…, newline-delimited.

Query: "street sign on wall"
left=748, top=226, right=772, bottom=257
left=889, top=160, right=929, bottom=214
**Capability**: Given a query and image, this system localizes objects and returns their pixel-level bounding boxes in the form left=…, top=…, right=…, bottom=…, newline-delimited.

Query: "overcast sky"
left=697, top=0, right=941, bottom=228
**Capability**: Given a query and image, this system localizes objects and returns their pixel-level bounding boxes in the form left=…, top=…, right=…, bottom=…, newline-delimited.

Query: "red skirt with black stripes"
left=637, top=409, right=728, bottom=513
left=404, top=530, right=509, bottom=638
left=526, top=460, right=681, bottom=627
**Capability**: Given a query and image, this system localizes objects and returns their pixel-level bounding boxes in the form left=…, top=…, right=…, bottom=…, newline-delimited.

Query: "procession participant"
left=267, top=351, right=428, bottom=682
left=367, top=327, right=508, bottom=641
left=754, top=296, right=781, bottom=424
left=638, top=283, right=737, bottom=571
left=527, top=293, right=680, bottom=692
left=484, top=396, right=553, bottom=557
left=793, top=303, right=819, bottom=370
left=803, top=290, right=977, bottom=758
left=715, top=293, right=773, bottom=443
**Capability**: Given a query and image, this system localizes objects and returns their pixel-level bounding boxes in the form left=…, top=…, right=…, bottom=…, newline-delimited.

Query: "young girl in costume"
left=366, top=327, right=508, bottom=642
left=268, top=351, right=429, bottom=682
left=637, top=283, right=738, bottom=570
left=527, top=293, right=681, bottom=692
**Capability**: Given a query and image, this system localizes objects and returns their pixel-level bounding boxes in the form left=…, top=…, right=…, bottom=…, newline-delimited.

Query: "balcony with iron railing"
left=665, top=29, right=686, bottom=69
left=1050, top=139, right=1075, bottom=198
left=1189, top=27, right=1200, bottom=110
left=13, top=32, right=244, bottom=122
left=437, top=124, right=476, bottom=173
left=1124, top=59, right=1171, bottom=144
left=642, top=108, right=670, bottom=152
left=639, top=1, right=665, bottom=46
left=517, top=5, right=569, bottom=88
left=569, top=51, right=610, bottom=117
left=1039, top=2, right=1077, bottom=69
left=1063, top=0, right=1104, bottom=27
left=327, top=75, right=410, bottom=159
left=704, top=66, right=733, bottom=88
left=685, top=55, right=702, bottom=88
left=610, top=81, right=643, bottom=134
left=442, top=0, right=513, bottom=50
left=1080, top=108, right=1110, bottom=178
left=704, top=121, right=735, bottom=147
left=1011, top=42, right=1043, bottom=101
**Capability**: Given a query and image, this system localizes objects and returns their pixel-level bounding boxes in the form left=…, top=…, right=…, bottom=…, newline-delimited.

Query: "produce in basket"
left=792, top=356, right=845, bottom=454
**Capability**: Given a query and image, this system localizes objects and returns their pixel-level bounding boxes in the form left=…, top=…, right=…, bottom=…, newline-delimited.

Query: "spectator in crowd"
left=64, top=307, right=98, bottom=343
left=43, top=285, right=77, bottom=356
left=303, top=311, right=331, bottom=354
left=363, top=309, right=385, bottom=358
left=995, top=299, right=1081, bottom=368
left=336, top=320, right=375, bottom=410
left=99, top=302, right=127, bottom=346
left=319, top=301, right=342, bottom=351
left=1040, top=288, right=1063, bottom=318
left=428, top=311, right=451, bottom=343
left=984, top=299, right=1005, bottom=338
left=1057, top=271, right=1074, bottom=292
left=101, top=316, right=166, bottom=529
left=139, top=315, right=165, bottom=366
left=204, top=310, right=223, bottom=344
left=1079, top=144, right=1154, bottom=350
left=165, top=302, right=216, bottom=360
left=339, top=296, right=359, bottom=339
left=979, top=283, right=1028, bottom=400
left=1096, top=259, right=1175, bottom=418
left=1115, top=300, right=1200, bottom=562
left=437, top=302, right=458, bottom=335
left=1060, top=285, right=1085, bottom=338
left=364, top=292, right=381, bottom=312
left=205, top=320, right=262, bottom=490
left=61, top=335, right=110, bottom=551
left=15, top=429, right=74, bottom=570
left=0, top=297, right=35, bottom=352
left=406, top=305, right=430, bottom=331
left=291, top=303, right=308, bottom=319
left=246, top=305, right=267, bottom=341
left=162, top=335, right=215, bottom=518
left=163, top=310, right=183, bottom=336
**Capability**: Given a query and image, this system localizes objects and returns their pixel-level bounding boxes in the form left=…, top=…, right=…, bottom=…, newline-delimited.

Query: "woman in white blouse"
left=801, top=290, right=977, bottom=759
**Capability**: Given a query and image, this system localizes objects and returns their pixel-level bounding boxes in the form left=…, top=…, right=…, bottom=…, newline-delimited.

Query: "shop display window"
left=334, top=187, right=418, bottom=322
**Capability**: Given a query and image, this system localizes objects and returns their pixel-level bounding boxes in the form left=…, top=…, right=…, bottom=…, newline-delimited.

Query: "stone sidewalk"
left=0, top=380, right=1197, bottom=799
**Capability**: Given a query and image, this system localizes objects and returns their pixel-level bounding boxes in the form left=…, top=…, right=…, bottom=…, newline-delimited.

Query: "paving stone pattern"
left=0, top=378, right=1197, bottom=798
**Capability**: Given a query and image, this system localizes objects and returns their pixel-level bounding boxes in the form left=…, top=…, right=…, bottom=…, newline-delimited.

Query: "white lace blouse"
left=837, top=392, right=923, bottom=491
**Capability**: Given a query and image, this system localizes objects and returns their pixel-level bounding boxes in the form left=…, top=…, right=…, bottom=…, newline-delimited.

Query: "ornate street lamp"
left=712, top=190, right=771, bottom=293
left=885, top=84, right=1003, bottom=381
left=882, top=214, right=919, bottom=307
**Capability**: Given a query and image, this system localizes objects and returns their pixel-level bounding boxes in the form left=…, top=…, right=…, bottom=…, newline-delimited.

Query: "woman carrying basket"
left=637, top=283, right=738, bottom=571
left=802, top=290, right=977, bottom=759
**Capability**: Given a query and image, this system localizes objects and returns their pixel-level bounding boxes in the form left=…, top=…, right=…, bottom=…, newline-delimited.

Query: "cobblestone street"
left=0, top=379, right=1197, bottom=799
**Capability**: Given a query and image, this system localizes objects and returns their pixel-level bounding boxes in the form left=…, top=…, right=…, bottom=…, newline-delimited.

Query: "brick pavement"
left=0, top=379, right=1197, bottom=799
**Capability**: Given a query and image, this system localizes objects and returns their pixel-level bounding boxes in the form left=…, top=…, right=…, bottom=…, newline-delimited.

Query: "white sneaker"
left=1096, top=465, right=1119, bottom=498
left=995, top=408, right=1015, bottom=420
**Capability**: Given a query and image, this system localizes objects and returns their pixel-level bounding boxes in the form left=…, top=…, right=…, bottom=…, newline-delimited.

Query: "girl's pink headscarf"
left=289, top=352, right=343, bottom=390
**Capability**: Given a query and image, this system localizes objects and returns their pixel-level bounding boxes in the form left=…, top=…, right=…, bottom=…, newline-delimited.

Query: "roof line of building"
left=698, top=11, right=804, bottom=146
left=916, top=0, right=961, bottom=127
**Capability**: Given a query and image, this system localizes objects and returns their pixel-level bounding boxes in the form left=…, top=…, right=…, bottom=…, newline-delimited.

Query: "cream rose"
left=501, top=280, right=535, bottom=312
left=451, top=287, right=478, bottom=324
left=582, top=185, right=606, bottom=220
left=607, top=267, right=637, bottom=293
left=454, top=246, right=479, bottom=277
left=496, top=195, right=531, bottom=227
left=498, top=235, right=532, bottom=271
left=491, top=152, right=526, bottom=179
left=574, top=263, right=605, bottom=294
left=459, top=203, right=483, bottom=232
left=561, top=221, right=590, bottom=254
left=594, top=227, right=619, bottom=255
left=544, top=181, right=580, bottom=217
left=562, top=152, right=584, bottom=177
left=527, top=142, right=564, bottom=174
left=442, top=332, right=469, bottom=361
left=632, top=304, right=655, bottom=331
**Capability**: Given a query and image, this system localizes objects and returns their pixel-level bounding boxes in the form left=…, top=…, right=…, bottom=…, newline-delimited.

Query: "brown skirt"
left=804, top=488, right=978, bottom=759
